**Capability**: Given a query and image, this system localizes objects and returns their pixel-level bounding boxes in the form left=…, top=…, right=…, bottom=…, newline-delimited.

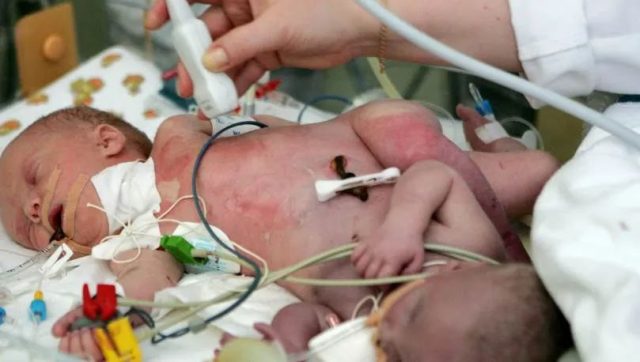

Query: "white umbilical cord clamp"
left=315, top=167, right=401, bottom=202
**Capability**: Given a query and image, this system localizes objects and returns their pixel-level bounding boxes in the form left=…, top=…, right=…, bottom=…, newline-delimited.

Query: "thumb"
left=203, top=20, right=283, bottom=72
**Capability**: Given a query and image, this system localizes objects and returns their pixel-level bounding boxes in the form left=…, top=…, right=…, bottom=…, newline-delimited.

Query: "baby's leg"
left=469, top=150, right=559, bottom=218
left=456, top=105, right=560, bottom=217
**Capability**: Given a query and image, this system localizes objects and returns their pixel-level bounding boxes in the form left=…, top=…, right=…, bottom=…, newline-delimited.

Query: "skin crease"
left=0, top=101, right=558, bottom=360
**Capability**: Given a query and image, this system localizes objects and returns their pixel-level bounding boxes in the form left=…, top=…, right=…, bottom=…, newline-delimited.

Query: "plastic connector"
left=161, top=235, right=205, bottom=265
left=29, top=290, right=46, bottom=322
left=82, top=283, right=118, bottom=321
left=188, top=316, right=207, bottom=333
left=95, top=317, right=142, bottom=362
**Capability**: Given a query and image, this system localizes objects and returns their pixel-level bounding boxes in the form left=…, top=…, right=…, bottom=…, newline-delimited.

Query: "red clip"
left=255, top=79, right=281, bottom=99
left=82, top=284, right=118, bottom=321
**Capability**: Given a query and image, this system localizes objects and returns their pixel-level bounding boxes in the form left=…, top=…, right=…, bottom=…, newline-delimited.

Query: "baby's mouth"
left=48, top=205, right=66, bottom=243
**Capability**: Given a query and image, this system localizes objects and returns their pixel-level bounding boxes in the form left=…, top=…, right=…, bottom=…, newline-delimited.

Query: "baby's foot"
left=457, top=105, right=528, bottom=153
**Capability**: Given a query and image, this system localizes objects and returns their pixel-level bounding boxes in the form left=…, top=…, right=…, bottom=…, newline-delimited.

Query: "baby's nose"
left=24, top=197, right=42, bottom=223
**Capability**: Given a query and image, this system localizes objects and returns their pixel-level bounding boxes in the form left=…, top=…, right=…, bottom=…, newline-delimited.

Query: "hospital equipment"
left=95, top=317, right=143, bottom=362
left=315, top=167, right=401, bottom=202
left=0, top=306, right=6, bottom=325
left=356, top=0, right=640, bottom=151
left=469, top=83, right=496, bottom=121
left=167, top=0, right=237, bottom=118
left=29, top=290, right=47, bottom=322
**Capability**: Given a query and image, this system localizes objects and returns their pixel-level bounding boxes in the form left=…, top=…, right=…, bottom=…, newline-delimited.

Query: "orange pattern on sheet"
left=101, top=53, right=122, bottom=68
left=70, top=78, right=104, bottom=106
left=0, top=120, right=21, bottom=136
left=123, top=75, right=145, bottom=95
left=26, top=92, right=49, bottom=105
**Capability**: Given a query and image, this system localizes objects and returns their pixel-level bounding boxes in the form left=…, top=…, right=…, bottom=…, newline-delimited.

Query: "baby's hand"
left=351, top=223, right=425, bottom=280
left=52, top=307, right=103, bottom=361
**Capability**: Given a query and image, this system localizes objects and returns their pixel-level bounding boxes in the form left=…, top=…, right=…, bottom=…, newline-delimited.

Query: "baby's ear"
left=92, top=124, right=126, bottom=157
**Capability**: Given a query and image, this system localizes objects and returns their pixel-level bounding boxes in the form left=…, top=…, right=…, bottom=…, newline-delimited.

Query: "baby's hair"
left=465, top=264, right=573, bottom=362
left=21, top=106, right=152, bottom=157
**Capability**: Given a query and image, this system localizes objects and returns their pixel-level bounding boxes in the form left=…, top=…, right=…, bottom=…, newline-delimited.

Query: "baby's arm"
left=352, top=160, right=505, bottom=279
left=52, top=249, right=183, bottom=359
left=350, top=161, right=453, bottom=278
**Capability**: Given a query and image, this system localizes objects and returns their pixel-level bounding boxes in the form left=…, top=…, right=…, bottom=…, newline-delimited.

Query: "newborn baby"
left=0, top=101, right=558, bottom=359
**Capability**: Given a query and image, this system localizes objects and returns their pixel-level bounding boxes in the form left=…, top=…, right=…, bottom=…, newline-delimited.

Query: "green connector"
left=160, top=235, right=206, bottom=265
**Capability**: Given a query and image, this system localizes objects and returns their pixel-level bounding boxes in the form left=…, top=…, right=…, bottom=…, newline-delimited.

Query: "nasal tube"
left=167, top=0, right=238, bottom=118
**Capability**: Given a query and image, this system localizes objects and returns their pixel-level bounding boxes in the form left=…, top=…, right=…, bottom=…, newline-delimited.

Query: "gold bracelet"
left=377, top=0, right=389, bottom=73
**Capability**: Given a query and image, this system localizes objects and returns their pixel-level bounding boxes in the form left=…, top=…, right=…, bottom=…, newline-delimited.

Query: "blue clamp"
left=0, top=306, right=6, bottom=325
left=29, top=290, right=46, bottom=322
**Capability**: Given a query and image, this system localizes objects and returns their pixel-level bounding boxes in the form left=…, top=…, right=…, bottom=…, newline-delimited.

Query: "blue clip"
left=0, top=306, right=6, bottom=325
left=29, top=290, right=46, bottom=322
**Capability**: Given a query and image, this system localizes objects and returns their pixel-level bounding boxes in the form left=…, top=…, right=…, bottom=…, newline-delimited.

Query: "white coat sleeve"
left=532, top=103, right=640, bottom=361
left=509, top=0, right=640, bottom=100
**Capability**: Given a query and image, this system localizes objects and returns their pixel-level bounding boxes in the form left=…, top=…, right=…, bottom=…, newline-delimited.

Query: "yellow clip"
left=94, top=317, right=142, bottom=362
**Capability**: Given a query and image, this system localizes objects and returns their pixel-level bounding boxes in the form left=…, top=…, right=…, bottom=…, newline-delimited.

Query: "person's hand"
left=52, top=307, right=103, bottom=361
left=146, top=0, right=379, bottom=95
left=351, top=221, right=425, bottom=280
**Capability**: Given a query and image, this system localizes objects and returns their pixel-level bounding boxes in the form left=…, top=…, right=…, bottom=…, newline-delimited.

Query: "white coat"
left=512, top=1, right=640, bottom=360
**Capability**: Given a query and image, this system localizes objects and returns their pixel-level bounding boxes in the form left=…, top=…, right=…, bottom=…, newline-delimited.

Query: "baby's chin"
left=69, top=212, right=110, bottom=250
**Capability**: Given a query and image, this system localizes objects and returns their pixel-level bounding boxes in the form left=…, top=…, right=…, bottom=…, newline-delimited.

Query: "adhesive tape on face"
left=308, top=317, right=376, bottom=362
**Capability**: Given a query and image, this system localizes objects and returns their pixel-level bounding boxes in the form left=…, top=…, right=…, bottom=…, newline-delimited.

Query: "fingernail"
left=203, top=48, right=229, bottom=71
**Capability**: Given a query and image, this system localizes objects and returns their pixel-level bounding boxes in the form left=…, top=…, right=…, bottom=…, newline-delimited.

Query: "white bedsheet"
left=532, top=101, right=640, bottom=361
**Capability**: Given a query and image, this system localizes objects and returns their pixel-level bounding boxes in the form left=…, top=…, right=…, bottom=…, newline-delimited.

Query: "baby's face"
left=0, top=131, right=110, bottom=250
left=377, top=263, right=493, bottom=361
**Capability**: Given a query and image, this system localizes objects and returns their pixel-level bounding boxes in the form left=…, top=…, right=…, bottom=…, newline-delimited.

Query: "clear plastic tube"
left=0, top=243, right=57, bottom=282
left=355, top=0, right=640, bottom=150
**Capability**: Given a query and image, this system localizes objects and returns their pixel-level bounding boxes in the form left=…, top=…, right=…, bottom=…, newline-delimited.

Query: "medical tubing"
left=134, top=241, right=497, bottom=342
left=500, top=116, right=545, bottom=150
left=151, top=120, right=268, bottom=344
left=297, top=95, right=353, bottom=124
left=367, top=57, right=402, bottom=99
left=355, top=0, right=640, bottom=150
left=129, top=242, right=496, bottom=312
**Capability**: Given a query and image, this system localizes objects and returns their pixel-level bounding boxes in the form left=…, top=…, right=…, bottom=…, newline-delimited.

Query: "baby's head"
left=0, top=107, right=151, bottom=251
left=375, top=263, right=572, bottom=362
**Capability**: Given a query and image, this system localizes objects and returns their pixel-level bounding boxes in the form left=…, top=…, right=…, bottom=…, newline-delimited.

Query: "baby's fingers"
left=402, top=254, right=425, bottom=276
left=52, top=308, right=84, bottom=337
left=364, top=259, right=384, bottom=280
left=79, top=328, right=102, bottom=361
left=351, top=243, right=366, bottom=265
left=354, top=250, right=372, bottom=276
